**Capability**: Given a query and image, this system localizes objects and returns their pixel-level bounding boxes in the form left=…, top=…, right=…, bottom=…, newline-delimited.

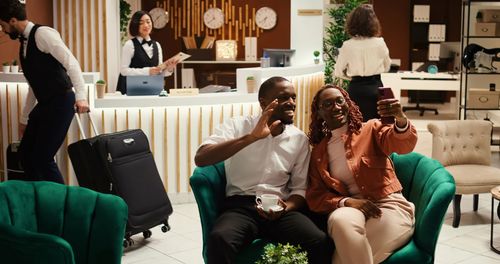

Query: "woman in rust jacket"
left=306, top=84, right=417, bottom=264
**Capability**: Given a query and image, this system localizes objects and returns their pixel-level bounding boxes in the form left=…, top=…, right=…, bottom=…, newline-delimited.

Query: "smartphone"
left=378, top=87, right=395, bottom=124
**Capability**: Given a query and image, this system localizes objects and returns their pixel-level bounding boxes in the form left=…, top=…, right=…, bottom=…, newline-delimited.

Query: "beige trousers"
left=328, top=193, right=415, bottom=264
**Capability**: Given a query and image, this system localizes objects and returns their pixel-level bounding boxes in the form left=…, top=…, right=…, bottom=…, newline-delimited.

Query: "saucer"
left=257, top=204, right=284, bottom=212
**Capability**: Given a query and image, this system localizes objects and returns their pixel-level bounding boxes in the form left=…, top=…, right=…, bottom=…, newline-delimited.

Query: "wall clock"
left=204, top=8, right=224, bottom=29
left=149, top=7, right=169, bottom=29
left=255, top=7, right=277, bottom=30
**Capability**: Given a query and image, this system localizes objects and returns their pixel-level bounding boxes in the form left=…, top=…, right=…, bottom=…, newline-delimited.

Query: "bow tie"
left=18, top=35, right=27, bottom=42
left=141, top=39, right=153, bottom=46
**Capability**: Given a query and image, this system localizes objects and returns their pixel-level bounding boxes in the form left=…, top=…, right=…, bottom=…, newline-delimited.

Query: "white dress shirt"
left=200, top=115, right=311, bottom=199
left=120, top=36, right=172, bottom=77
left=20, top=21, right=86, bottom=124
left=334, top=37, right=391, bottom=79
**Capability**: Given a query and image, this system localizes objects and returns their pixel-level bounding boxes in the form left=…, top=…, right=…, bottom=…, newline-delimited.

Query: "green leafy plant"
left=246, top=76, right=254, bottom=80
left=255, top=243, right=308, bottom=264
left=96, top=79, right=106, bottom=84
left=11, top=59, right=17, bottom=66
left=119, top=0, right=132, bottom=43
left=323, top=0, right=366, bottom=86
left=3, top=61, right=9, bottom=66
left=313, top=50, right=320, bottom=58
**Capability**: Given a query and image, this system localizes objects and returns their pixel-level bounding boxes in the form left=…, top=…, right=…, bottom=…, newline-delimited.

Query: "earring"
left=321, top=120, right=331, bottom=135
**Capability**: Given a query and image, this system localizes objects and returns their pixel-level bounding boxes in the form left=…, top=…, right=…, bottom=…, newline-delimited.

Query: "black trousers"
left=348, top=75, right=383, bottom=122
left=206, top=195, right=333, bottom=264
left=19, top=91, right=75, bottom=184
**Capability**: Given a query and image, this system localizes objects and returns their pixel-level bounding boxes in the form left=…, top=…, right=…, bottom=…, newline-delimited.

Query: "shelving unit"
left=406, top=0, right=461, bottom=115
left=459, top=0, right=500, bottom=121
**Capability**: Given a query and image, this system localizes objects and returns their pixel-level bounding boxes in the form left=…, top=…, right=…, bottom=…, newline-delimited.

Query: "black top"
left=19, top=24, right=73, bottom=103
left=116, top=38, right=159, bottom=94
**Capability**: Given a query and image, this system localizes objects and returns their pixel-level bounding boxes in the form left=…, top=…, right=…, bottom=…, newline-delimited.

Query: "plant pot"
left=314, top=58, right=320, bottom=64
left=95, top=83, right=106, bottom=99
left=247, top=79, right=257, bottom=93
left=10, top=65, right=19, bottom=73
left=2, top=65, right=10, bottom=73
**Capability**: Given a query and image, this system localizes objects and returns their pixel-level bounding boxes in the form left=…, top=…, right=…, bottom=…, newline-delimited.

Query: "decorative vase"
left=10, top=65, right=19, bottom=73
left=2, top=65, right=10, bottom=73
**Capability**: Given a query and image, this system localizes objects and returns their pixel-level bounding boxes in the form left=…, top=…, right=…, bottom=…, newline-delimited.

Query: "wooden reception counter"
left=1, top=68, right=324, bottom=203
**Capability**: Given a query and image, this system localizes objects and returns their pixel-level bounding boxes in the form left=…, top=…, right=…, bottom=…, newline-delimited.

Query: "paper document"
left=159, top=52, right=191, bottom=70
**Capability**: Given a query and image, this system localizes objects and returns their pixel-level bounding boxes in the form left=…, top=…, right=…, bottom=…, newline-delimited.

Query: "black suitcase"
left=68, top=113, right=172, bottom=247
left=6, top=142, right=25, bottom=180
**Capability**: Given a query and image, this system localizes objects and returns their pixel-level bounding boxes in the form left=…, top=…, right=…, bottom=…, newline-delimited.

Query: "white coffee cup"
left=255, top=194, right=279, bottom=212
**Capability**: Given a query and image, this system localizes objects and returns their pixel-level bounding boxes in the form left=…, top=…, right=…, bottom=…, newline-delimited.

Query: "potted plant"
left=256, top=243, right=308, bottom=264
left=313, top=50, right=320, bottom=64
left=323, top=0, right=366, bottom=86
left=95, top=79, right=107, bottom=98
left=2, top=61, right=10, bottom=73
left=246, top=76, right=257, bottom=93
left=11, top=59, right=19, bottom=73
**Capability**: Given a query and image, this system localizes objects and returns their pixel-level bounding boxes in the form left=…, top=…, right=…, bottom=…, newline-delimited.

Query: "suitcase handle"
left=74, top=111, right=99, bottom=139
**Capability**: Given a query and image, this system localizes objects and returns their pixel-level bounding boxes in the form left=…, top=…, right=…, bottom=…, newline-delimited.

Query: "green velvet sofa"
left=190, top=152, right=455, bottom=264
left=0, top=180, right=128, bottom=264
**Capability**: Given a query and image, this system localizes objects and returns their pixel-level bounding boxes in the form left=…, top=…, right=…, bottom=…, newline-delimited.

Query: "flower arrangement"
left=255, top=243, right=308, bottom=264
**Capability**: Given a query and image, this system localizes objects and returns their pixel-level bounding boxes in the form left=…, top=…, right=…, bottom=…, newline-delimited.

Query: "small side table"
left=491, top=186, right=500, bottom=254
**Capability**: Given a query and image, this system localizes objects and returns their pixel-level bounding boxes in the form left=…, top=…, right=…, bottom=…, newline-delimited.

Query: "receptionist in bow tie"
left=116, top=10, right=179, bottom=94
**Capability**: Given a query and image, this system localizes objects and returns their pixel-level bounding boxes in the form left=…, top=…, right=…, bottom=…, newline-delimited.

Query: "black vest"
left=116, top=38, right=159, bottom=94
left=19, top=24, right=72, bottom=103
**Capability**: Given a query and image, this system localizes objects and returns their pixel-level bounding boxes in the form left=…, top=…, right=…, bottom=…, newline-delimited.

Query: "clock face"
left=149, top=7, right=169, bottom=29
left=204, top=8, right=224, bottom=29
left=255, top=7, right=277, bottom=30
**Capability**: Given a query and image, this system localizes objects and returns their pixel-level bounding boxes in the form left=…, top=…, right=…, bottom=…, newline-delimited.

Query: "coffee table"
left=491, top=186, right=500, bottom=254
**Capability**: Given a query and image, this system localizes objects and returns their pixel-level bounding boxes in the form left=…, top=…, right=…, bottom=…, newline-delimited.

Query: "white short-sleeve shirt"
left=200, top=115, right=311, bottom=199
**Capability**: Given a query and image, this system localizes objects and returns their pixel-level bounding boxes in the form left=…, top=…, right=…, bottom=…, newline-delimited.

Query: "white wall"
left=290, top=0, right=324, bottom=66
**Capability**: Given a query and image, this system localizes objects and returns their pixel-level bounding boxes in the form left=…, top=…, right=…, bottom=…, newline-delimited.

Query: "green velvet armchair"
left=190, top=152, right=455, bottom=264
left=0, top=180, right=128, bottom=264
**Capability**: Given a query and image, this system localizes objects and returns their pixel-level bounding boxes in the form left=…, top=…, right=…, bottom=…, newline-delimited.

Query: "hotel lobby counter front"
left=0, top=70, right=324, bottom=203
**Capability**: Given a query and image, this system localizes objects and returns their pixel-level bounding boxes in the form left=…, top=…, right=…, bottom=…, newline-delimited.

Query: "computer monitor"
left=263, top=49, right=295, bottom=67
left=126, top=75, right=164, bottom=96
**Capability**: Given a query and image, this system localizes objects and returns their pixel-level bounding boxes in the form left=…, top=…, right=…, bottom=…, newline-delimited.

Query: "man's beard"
left=8, top=31, right=19, bottom=40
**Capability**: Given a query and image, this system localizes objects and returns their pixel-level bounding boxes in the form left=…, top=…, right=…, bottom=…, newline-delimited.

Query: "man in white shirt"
left=195, top=76, right=331, bottom=264
left=0, top=0, right=89, bottom=183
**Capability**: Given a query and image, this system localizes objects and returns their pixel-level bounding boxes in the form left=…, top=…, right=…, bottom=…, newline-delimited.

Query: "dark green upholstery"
left=382, top=152, right=455, bottom=264
left=0, top=180, right=128, bottom=264
left=190, top=152, right=455, bottom=264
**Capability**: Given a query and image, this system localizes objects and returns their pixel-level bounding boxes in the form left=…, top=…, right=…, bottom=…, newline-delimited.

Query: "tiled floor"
left=122, top=114, right=500, bottom=264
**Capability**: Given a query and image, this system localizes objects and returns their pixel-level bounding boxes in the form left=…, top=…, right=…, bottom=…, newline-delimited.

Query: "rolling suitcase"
left=6, top=142, right=25, bottom=180
left=68, top=113, right=172, bottom=247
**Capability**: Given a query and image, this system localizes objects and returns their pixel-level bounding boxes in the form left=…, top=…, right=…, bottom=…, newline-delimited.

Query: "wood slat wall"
left=53, top=0, right=120, bottom=91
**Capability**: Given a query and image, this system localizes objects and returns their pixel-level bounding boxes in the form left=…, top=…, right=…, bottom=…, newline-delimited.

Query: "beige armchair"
left=427, top=120, right=500, bottom=227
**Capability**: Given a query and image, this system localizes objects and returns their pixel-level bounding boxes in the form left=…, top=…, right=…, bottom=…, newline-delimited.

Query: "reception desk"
left=1, top=69, right=324, bottom=203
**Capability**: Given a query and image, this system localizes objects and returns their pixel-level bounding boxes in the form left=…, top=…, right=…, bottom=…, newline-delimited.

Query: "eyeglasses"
left=319, top=97, right=346, bottom=110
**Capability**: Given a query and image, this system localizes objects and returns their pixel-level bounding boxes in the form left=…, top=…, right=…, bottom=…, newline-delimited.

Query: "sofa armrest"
left=0, top=223, right=75, bottom=264
left=190, top=162, right=226, bottom=262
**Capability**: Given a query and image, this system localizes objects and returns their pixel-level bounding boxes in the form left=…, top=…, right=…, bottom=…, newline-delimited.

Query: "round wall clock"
left=149, top=7, right=169, bottom=29
left=255, top=7, right=277, bottom=30
left=204, top=8, right=224, bottom=29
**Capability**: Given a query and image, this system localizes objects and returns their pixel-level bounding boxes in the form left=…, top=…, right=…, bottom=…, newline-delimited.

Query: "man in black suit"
left=0, top=0, right=89, bottom=183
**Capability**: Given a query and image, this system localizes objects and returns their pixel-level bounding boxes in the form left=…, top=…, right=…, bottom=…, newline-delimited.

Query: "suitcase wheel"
left=143, top=230, right=152, bottom=239
left=123, top=237, right=134, bottom=248
left=161, top=223, right=170, bottom=233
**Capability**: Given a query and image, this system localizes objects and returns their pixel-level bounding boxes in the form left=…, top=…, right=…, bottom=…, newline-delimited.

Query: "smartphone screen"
left=378, top=87, right=395, bottom=124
